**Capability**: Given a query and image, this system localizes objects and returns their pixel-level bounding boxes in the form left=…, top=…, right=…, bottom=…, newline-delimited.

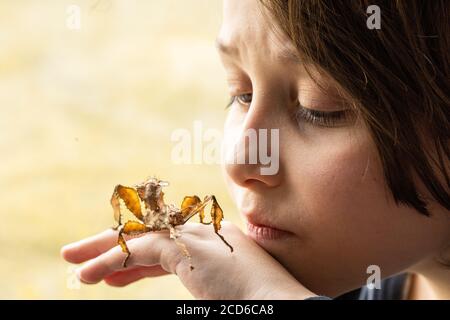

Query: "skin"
left=61, top=0, right=450, bottom=299
left=61, top=225, right=314, bottom=299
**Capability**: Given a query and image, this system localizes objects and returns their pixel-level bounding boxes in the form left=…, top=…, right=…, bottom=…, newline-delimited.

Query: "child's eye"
left=294, top=104, right=355, bottom=128
left=226, top=93, right=253, bottom=108
left=225, top=94, right=354, bottom=128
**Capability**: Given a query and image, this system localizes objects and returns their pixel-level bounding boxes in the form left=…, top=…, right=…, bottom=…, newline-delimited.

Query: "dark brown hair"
left=260, top=0, right=450, bottom=215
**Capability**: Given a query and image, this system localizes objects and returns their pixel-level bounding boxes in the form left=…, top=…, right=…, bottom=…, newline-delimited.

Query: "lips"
left=244, top=214, right=293, bottom=241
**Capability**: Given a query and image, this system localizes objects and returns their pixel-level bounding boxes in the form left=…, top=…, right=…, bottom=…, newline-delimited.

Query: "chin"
left=247, top=234, right=363, bottom=297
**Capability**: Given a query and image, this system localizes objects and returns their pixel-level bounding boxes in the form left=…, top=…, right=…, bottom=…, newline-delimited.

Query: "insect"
left=110, top=177, right=234, bottom=270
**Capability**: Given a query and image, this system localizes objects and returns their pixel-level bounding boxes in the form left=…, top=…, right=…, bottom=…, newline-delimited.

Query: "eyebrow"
left=215, top=37, right=301, bottom=64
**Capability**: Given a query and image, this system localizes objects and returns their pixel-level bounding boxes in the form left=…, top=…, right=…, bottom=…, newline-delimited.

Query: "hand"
left=61, top=221, right=315, bottom=299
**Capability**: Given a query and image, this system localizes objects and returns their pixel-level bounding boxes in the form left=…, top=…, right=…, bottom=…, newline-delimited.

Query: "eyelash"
left=226, top=94, right=252, bottom=108
left=293, top=104, right=352, bottom=128
left=226, top=93, right=353, bottom=128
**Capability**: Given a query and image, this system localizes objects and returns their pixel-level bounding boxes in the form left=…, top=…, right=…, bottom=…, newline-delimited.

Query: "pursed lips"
left=243, top=211, right=294, bottom=241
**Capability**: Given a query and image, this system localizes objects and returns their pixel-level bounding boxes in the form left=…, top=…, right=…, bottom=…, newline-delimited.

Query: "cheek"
left=287, top=126, right=381, bottom=224
left=288, top=124, right=410, bottom=252
left=289, top=127, right=404, bottom=243
left=285, top=126, right=447, bottom=285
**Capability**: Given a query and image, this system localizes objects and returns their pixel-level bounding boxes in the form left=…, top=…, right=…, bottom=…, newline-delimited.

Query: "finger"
left=76, top=233, right=178, bottom=284
left=61, top=229, right=119, bottom=264
left=104, top=265, right=169, bottom=287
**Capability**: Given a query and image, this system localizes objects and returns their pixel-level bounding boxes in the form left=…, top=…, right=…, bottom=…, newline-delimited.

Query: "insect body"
left=110, top=177, right=234, bottom=270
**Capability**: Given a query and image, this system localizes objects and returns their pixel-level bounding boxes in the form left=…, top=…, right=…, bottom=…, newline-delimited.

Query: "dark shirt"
left=307, top=273, right=411, bottom=300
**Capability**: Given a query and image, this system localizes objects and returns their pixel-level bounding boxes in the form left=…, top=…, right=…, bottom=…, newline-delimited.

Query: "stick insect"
left=110, top=177, right=234, bottom=270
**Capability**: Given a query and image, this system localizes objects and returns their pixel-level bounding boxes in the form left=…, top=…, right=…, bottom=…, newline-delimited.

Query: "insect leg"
left=114, top=185, right=145, bottom=222
left=180, top=195, right=212, bottom=225
left=117, top=221, right=150, bottom=268
left=209, top=196, right=234, bottom=253
left=110, top=188, right=123, bottom=230
left=169, top=226, right=194, bottom=271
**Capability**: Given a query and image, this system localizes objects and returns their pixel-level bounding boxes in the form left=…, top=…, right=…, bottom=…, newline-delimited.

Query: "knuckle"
left=159, top=244, right=183, bottom=274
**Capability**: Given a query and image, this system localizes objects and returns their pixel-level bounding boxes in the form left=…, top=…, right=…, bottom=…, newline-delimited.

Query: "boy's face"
left=218, top=0, right=450, bottom=296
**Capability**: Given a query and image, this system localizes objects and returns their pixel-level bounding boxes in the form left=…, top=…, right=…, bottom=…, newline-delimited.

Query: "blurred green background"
left=0, top=0, right=243, bottom=299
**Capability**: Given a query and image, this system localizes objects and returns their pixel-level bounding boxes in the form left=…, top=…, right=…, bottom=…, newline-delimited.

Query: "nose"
left=223, top=94, right=283, bottom=189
